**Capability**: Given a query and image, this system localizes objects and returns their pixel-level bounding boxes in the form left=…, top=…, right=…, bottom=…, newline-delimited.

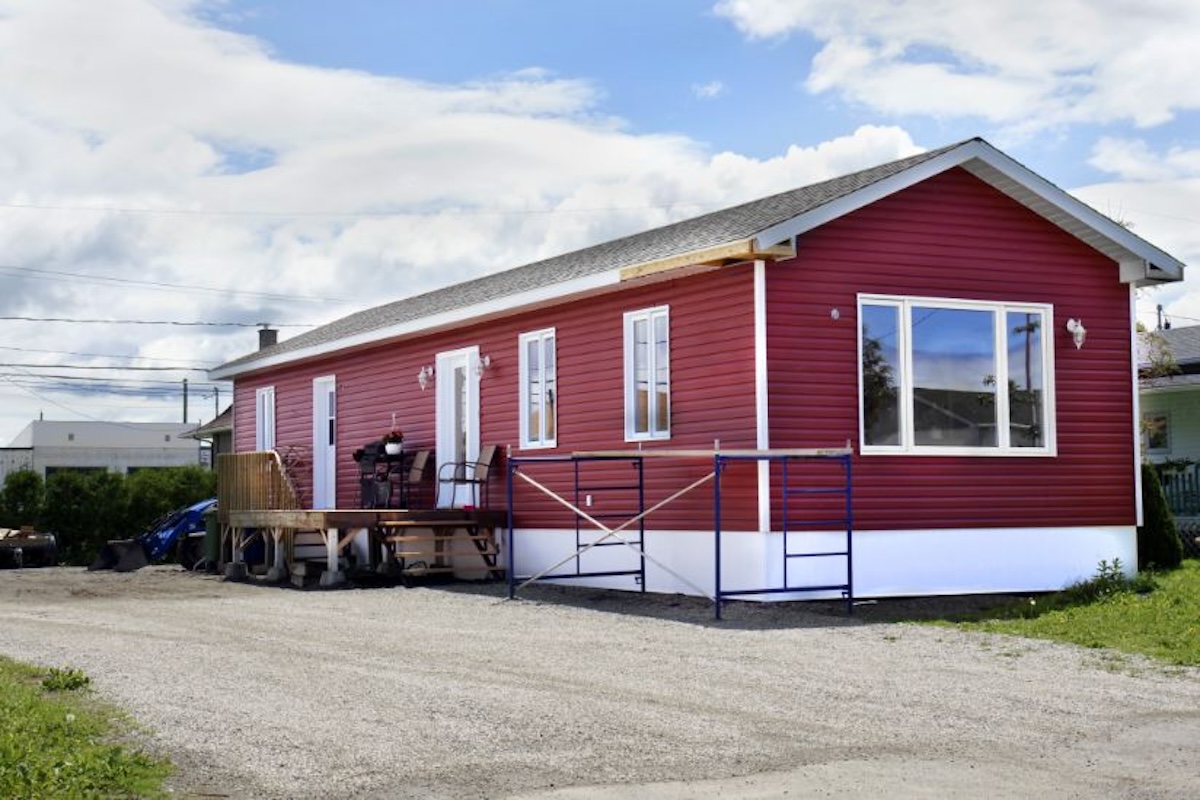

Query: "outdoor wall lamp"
left=1066, top=318, right=1087, bottom=350
left=474, top=354, right=491, bottom=378
left=417, top=365, right=435, bottom=391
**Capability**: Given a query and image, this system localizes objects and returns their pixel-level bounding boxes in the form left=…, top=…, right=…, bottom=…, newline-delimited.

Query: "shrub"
left=0, top=469, right=44, bottom=528
left=1138, top=462, right=1184, bottom=571
left=41, top=667, right=90, bottom=692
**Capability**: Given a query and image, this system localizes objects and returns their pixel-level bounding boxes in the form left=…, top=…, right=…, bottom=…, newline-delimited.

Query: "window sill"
left=860, top=446, right=1057, bottom=457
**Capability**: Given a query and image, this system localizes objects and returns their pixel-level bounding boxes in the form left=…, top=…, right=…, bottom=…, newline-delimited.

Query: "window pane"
left=526, top=338, right=540, bottom=443
left=544, top=336, right=556, bottom=441
left=653, top=313, right=669, bottom=434
left=1007, top=311, right=1044, bottom=447
left=861, top=304, right=901, bottom=446
left=912, top=307, right=996, bottom=447
left=634, top=318, right=649, bottom=433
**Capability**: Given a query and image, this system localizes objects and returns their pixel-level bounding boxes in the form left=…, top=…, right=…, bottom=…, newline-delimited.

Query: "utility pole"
left=183, top=378, right=189, bottom=424
left=214, top=385, right=220, bottom=417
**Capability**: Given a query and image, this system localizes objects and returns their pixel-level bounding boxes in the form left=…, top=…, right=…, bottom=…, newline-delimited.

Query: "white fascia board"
left=210, top=268, right=621, bottom=380
left=752, top=139, right=1185, bottom=284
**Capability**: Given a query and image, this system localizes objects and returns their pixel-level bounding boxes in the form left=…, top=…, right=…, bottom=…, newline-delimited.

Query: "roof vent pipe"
left=258, top=326, right=278, bottom=350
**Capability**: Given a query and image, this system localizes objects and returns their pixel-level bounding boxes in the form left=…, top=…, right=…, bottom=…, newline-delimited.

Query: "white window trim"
left=857, top=294, right=1057, bottom=457
left=624, top=305, right=671, bottom=442
left=255, top=386, right=276, bottom=452
left=519, top=327, right=557, bottom=449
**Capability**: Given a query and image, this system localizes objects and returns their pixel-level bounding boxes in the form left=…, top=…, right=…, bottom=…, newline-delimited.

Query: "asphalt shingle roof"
left=214, top=140, right=970, bottom=374
left=1141, top=326, right=1200, bottom=368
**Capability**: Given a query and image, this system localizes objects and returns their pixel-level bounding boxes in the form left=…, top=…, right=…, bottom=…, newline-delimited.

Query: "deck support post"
left=319, top=526, right=345, bottom=587
left=266, top=527, right=289, bottom=582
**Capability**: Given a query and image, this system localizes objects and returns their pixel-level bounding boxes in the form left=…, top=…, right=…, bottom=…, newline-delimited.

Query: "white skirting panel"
left=509, top=526, right=1138, bottom=600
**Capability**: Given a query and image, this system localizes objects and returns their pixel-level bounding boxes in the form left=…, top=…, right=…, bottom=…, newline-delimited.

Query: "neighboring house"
left=182, top=406, right=234, bottom=470
left=1, top=420, right=201, bottom=483
left=211, top=137, right=1185, bottom=598
left=1139, top=326, right=1200, bottom=525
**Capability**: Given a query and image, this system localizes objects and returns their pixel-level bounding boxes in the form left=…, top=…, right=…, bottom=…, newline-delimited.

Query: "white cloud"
left=693, top=80, right=726, bottom=99
left=714, top=0, right=1200, bottom=130
left=0, top=0, right=923, bottom=443
left=1073, top=139, right=1200, bottom=329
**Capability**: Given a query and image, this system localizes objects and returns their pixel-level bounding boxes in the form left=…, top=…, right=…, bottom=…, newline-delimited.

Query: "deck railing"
left=217, top=451, right=303, bottom=524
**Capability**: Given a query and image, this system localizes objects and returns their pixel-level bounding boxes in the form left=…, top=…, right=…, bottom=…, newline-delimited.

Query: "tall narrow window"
left=858, top=296, right=1053, bottom=455
left=255, top=386, right=276, bottom=451
left=625, top=306, right=670, bottom=440
left=519, top=328, right=557, bottom=448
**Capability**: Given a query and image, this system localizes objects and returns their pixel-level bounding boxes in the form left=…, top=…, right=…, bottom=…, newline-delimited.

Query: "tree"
left=1138, top=463, right=1184, bottom=571
left=0, top=469, right=44, bottom=528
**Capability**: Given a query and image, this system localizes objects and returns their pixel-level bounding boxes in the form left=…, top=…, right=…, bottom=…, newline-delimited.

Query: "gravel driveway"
left=1, top=566, right=1198, bottom=799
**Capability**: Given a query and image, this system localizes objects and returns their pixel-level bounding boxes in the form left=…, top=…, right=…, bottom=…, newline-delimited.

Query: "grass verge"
left=0, top=656, right=171, bottom=799
left=950, top=559, right=1200, bottom=666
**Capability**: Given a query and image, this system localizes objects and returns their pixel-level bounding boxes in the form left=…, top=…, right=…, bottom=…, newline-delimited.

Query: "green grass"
left=952, top=559, right=1200, bottom=666
left=0, top=657, right=171, bottom=799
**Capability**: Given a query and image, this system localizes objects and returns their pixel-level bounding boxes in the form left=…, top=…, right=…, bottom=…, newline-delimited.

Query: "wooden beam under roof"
left=618, top=238, right=795, bottom=282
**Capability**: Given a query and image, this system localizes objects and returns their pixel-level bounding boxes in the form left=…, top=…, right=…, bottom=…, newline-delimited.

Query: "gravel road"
left=1, top=566, right=1198, bottom=799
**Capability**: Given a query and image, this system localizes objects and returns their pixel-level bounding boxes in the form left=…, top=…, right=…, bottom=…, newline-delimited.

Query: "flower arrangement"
left=382, top=413, right=404, bottom=452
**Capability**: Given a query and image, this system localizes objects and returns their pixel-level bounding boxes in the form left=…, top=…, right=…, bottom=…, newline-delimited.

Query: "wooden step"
left=384, top=533, right=495, bottom=543
left=376, top=519, right=489, bottom=528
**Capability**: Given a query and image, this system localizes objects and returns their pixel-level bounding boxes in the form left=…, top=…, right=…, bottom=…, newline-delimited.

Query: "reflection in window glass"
left=654, top=313, right=669, bottom=433
left=1143, top=412, right=1169, bottom=452
left=1007, top=311, right=1044, bottom=447
left=911, top=307, right=996, bottom=447
left=861, top=304, right=901, bottom=446
left=633, top=317, right=649, bottom=434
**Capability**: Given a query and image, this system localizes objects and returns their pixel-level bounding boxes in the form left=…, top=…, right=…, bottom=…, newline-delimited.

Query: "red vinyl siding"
left=767, top=167, right=1136, bottom=530
left=233, top=265, right=759, bottom=528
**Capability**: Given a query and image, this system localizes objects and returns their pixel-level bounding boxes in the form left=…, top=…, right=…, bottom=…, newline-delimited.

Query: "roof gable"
left=213, top=137, right=1185, bottom=379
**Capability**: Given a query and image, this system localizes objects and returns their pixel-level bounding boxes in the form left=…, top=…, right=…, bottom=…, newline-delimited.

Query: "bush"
left=1139, top=462, right=1184, bottom=571
left=40, top=467, right=217, bottom=565
left=0, top=469, right=44, bottom=528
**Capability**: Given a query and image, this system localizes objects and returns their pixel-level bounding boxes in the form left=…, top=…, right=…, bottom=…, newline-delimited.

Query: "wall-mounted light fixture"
left=417, top=365, right=435, bottom=391
left=474, top=354, right=491, bottom=378
left=1066, top=318, right=1087, bottom=350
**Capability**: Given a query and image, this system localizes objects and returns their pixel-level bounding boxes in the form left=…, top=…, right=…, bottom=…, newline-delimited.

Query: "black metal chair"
left=437, top=445, right=497, bottom=508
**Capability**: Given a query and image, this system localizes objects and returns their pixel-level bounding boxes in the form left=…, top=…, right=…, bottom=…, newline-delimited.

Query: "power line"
left=0, top=199, right=713, bottom=218
left=0, top=344, right=214, bottom=365
left=0, top=315, right=310, bottom=327
left=0, top=363, right=212, bottom=372
left=0, top=264, right=359, bottom=305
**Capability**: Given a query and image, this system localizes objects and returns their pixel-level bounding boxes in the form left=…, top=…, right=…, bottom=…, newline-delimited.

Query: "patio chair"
left=437, top=445, right=497, bottom=508
left=403, top=450, right=431, bottom=508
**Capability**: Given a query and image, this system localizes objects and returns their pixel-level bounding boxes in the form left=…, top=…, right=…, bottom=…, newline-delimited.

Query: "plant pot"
left=384, top=442, right=403, bottom=455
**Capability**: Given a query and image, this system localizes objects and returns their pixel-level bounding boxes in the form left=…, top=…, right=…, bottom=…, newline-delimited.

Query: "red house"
left=211, top=138, right=1185, bottom=599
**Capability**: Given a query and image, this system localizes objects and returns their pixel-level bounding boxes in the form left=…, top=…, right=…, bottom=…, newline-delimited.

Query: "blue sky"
left=0, top=0, right=1197, bottom=444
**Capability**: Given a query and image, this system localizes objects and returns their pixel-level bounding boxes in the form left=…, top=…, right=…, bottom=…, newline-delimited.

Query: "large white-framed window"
left=254, top=386, right=276, bottom=451
left=624, top=306, right=670, bottom=441
left=519, top=327, right=557, bottom=449
left=858, top=295, right=1054, bottom=455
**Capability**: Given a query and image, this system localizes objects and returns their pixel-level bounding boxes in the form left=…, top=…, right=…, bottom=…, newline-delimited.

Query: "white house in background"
left=0, top=420, right=201, bottom=484
left=1139, top=326, right=1200, bottom=468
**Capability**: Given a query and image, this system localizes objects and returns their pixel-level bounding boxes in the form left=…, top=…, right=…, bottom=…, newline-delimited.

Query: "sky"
left=0, top=0, right=1197, bottom=446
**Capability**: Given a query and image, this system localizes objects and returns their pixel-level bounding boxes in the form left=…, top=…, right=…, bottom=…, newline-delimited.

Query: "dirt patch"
left=2, top=566, right=1198, bottom=799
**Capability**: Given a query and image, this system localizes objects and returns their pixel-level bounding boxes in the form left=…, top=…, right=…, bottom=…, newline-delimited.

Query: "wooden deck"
left=217, top=451, right=505, bottom=586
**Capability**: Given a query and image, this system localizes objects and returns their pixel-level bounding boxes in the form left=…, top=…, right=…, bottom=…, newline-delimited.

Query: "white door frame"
left=312, top=375, right=337, bottom=509
left=435, top=346, right=481, bottom=507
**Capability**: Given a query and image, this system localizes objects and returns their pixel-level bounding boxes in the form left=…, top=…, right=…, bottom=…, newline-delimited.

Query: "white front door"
left=312, top=375, right=337, bottom=509
left=436, top=347, right=480, bottom=507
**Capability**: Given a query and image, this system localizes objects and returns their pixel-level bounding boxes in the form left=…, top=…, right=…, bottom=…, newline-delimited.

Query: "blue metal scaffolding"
left=713, top=450, right=853, bottom=619
left=505, top=447, right=853, bottom=619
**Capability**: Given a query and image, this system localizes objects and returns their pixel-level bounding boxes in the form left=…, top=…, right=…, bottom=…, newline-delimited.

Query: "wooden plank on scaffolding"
left=572, top=447, right=852, bottom=459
